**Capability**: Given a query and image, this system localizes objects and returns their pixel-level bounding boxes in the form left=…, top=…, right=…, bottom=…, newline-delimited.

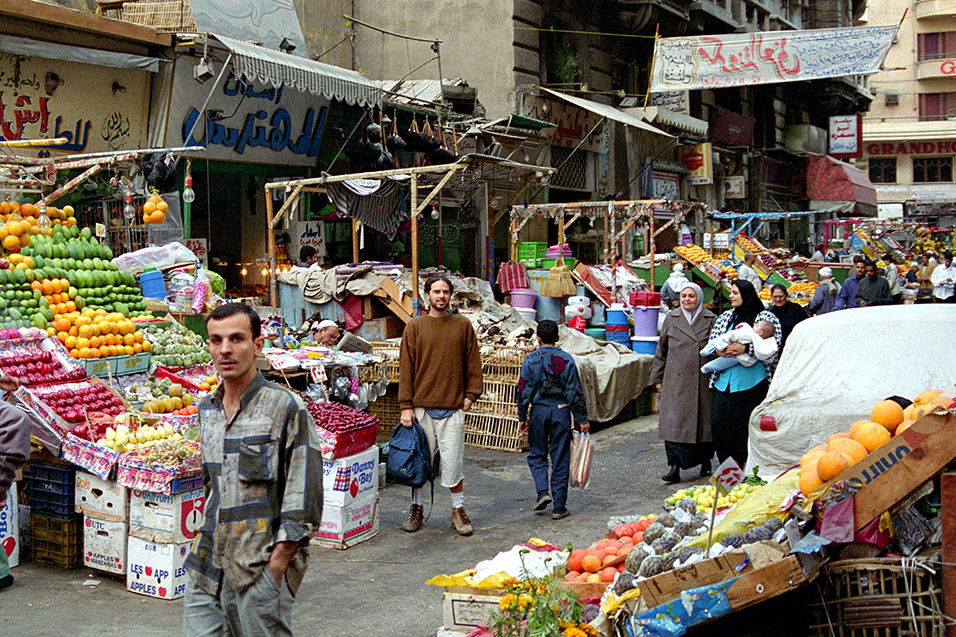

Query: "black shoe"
left=551, top=508, right=570, bottom=520
left=0, top=574, right=13, bottom=590
left=700, top=462, right=712, bottom=478
left=533, top=492, right=552, bottom=512
left=661, top=466, right=681, bottom=484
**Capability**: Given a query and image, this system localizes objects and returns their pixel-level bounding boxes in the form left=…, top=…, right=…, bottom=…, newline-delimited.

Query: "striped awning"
left=214, top=34, right=382, bottom=107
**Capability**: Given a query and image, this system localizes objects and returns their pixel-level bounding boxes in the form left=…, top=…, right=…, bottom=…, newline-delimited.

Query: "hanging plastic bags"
left=570, top=430, right=593, bottom=489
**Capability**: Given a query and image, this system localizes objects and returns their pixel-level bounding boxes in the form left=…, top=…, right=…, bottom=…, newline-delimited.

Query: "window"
left=918, top=32, right=956, bottom=61
left=868, top=158, right=897, bottom=184
left=913, top=157, right=953, bottom=183
left=919, top=92, right=956, bottom=121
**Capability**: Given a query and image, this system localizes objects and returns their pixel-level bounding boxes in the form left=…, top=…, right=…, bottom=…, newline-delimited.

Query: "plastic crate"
left=31, top=490, right=78, bottom=519
left=517, top=242, right=547, bottom=258
left=808, top=557, right=944, bottom=637
left=30, top=513, right=83, bottom=569
left=169, top=473, right=203, bottom=494
left=29, top=462, right=76, bottom=495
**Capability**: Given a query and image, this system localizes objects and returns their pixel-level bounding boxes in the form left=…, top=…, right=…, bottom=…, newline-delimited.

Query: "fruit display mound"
left=0, top=335, right=86, bottom=385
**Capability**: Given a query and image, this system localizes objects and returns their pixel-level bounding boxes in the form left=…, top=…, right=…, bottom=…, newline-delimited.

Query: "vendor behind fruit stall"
left=314, top=319, right=340, bottom=346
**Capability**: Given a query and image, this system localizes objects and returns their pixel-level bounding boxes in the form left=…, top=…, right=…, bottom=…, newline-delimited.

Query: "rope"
left=514, top=25, right=655, bottom=39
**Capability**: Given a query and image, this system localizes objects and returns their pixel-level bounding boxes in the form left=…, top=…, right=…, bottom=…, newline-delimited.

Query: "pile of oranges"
left=142, top=195, right=167, bottom=225
left=564, top=538, right=634, bottom=584
left=30, top=275, right=76, bottom=314
left=51, top=309, right=151, bottom=359
left=0, top=202, right=78, bottom=253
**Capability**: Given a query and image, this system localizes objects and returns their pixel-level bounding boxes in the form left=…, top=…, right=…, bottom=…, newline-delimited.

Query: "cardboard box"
left=441, top=586, right=507, bottom=632
left=126, top=536, right=191, bottom=600
left=312, top=494, right=379, bottom=550
left=129, top=488, right=204, bottom=544
left=816, top=411, right=956, bottom=531
left=84, top=515, right=128, bottom=574
left=0, top=484, right=19, bottom=568
left=75, top=471, right=129, bottom=522
left=322, top=446, right=379, bottom=507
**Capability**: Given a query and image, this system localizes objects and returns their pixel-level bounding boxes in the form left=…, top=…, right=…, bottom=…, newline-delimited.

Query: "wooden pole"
left=265, top=189, right=277, bottom=307
left=649, top=208, right=656, bottom=288
left=411, top=174, right=419, bottom=305
left=351, top=218, right=360, bottom=263
left=943, top=472, right=956, bottom=637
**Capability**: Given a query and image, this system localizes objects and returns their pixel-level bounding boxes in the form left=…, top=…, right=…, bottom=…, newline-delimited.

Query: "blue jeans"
left=526, top=404, right=572, bottom=510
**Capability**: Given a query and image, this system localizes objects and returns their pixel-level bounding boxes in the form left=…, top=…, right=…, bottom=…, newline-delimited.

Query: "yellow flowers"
left=498, top=593, right=534, bottom=612
left=560, top=621, right=598, bottom=637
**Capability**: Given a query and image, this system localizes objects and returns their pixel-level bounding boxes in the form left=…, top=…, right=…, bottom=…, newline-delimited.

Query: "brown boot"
left=402, top=504, right=423, bottom=532
left=451, top=506, right=473, bottom=536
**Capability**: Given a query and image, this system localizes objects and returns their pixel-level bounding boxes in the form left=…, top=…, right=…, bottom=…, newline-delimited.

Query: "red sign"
left=867, top=141, right=956, bottom=156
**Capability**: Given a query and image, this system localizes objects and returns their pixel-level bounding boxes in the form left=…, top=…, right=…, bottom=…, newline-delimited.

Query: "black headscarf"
left=730, top=279, right=765, bottom=327
left=768, top=284, right=808, bottom=347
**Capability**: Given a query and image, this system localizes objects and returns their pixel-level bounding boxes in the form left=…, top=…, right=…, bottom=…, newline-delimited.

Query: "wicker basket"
left=368, top=384, right=401, bottom=441
left=808, top=557, right=944, bottom=637
left=480, top=344, right=532, bottom=367
left=121, top=0, right=197, bottom=31
left=370, top=342, right=401, bottom=383
left=464, top=412, right=527, bottom=452
left=471, top=380, right=518, bottom=419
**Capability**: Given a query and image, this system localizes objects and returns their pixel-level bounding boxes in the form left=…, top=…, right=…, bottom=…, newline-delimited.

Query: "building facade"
left=862, top=0, right=956, bottom=225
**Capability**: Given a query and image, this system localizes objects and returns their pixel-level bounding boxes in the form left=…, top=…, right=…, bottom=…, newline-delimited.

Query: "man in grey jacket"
left=0, top=376, right=28, bottom=591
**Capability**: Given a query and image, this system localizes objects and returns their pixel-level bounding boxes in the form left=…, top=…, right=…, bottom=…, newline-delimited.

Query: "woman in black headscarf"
left=768, top=284, right=808, bottom=349
left=707, top=280, right=782, bottom=468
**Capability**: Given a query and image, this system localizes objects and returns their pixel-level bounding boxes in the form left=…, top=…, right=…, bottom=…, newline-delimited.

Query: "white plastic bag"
left=570, top=430, right=593, bottom=489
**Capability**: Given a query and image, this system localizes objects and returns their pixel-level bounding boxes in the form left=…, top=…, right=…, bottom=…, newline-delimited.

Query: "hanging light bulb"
left=240, top=267, right=248, bottom=277
left=36, top=201, right=51, bottom=232
left=430, top=204, right=440, bottom=220
left=123, top=190, right=135, bottom=220
left=261, top=267, right=268, bottom=277
left=182, top=172, right=195, bottom=203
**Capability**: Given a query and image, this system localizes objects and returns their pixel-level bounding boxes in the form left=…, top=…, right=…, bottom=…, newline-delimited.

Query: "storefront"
left=863, top=139, right=956, bottom=227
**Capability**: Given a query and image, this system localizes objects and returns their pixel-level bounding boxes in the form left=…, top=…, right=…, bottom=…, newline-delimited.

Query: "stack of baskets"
left=29, top=462, right=83, bottom=569
left=121, top=0, right=197, bottom=31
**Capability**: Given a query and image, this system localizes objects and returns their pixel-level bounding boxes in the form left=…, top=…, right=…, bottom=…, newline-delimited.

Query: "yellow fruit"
left=852, top=422, right=891, bottom=453
left=816, top=451, right=850, bottom=482
left=870, top=400, right=904, bottom=433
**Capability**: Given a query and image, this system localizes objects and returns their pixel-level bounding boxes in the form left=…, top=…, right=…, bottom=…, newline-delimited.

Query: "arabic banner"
left=829, top=115, right=861, bottom=157
left=0, top=51, right=150, bottom=155
left=164, top=55, right=331, bottom=166
left=650, top=25, right=898, bottom=92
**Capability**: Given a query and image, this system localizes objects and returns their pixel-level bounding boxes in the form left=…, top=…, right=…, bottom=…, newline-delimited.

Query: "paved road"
left=1, top=415, right=738, bottom=636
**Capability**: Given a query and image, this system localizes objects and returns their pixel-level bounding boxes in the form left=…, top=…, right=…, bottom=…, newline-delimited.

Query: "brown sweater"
left=398, top=312, right=483, bottom=410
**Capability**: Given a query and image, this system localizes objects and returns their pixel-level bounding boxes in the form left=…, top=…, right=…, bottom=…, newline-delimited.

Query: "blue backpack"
left=386, top=420, right=433, bottom=488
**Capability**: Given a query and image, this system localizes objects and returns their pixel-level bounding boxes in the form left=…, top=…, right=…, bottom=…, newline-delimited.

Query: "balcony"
left=916, top=0, right=956, bottom=20
left=917, top=57, right=956, bottom=80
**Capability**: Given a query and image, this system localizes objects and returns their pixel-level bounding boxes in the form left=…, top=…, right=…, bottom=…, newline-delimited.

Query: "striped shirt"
left=707, top=310, right=782, bottom=390
left=185, top=372, right=322, bottom=596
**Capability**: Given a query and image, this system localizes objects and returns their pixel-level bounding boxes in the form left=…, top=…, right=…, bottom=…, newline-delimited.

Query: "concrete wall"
left=353, top=0, right=515, bottom=118
left=296, top=0, right=353, bottom=69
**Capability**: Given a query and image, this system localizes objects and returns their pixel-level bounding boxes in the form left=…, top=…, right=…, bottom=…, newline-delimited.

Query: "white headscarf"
left=680, top=281, right=704, bottom=325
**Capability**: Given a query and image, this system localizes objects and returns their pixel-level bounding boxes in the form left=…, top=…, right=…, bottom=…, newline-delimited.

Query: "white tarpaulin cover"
left=650, top=26, right=898, bottom=92
left=747, top=305, right=956, bottom=480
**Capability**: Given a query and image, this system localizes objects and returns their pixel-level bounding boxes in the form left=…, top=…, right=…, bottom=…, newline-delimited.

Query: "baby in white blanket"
left=700, top=320, right=777, bottom=374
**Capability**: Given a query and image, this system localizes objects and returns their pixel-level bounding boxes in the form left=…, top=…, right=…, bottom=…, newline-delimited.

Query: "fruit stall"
left=824, top=217, right=945, bottom=262
left=427, top=389, right=956, bottom=637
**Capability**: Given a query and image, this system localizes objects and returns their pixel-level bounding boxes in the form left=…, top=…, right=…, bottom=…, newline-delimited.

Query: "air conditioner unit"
left=885, top=93, right=899, bottom=106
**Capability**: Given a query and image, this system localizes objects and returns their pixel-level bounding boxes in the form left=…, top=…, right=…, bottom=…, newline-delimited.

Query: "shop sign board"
left=652, top=172, right=680, bottom=200
left=0, top=52, right=150, bottom=155
left=181, top=238, right=208, bottom=266
left=829, top=115, right=861, bottom=157
left=703, top=233, right=731, bottom=249
left=678, top=143, right=714, bottom=185
left=723, top=175, right=746, bottom=199
left=168, top=59, right=330, bottom=166
left=520, top=96, right=608, bottom=153
left=650, top=91, right=689, bottom=114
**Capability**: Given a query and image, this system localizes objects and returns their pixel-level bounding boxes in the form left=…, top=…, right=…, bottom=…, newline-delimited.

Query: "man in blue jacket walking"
left=517, top=320, right=589, bottom=519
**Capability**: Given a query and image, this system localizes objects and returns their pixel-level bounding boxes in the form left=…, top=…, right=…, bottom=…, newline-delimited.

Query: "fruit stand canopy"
left=213, top=34, right=382, bottom=108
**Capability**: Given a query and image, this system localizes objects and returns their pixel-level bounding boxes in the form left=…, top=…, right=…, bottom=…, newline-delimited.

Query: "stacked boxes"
left=75, top=472, right=130, bottom=575
left=1, top=484, right=19, bottom=568
left=30, top=462, right=83, bottom=569
left=313, top=446, right=380, bottom=549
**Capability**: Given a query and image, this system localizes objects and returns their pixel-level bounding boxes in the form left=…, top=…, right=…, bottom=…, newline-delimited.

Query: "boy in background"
left=517, top=320, right=589, bottom=519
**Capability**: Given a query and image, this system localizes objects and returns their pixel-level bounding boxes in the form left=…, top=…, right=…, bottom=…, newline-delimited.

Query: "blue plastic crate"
left=170, top=473, right=203, bottom=494
left=29, top=462, right=76, bottom=495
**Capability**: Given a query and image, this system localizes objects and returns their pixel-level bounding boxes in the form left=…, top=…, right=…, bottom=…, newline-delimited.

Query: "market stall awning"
left=807, top=154, right=877, bottom=217
left=214, top=34, right=382, bottom=107
left=0, top=34, right=162, bottom=71
left=624, top=106, right=708, bottom=137
left=540, top=88, right=674, bottom=139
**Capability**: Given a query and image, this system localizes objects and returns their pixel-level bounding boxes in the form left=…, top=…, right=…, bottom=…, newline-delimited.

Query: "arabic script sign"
left=167, top=57, right=330, bottom=166
left=0, top=52, right=149, bottom=155
left=650, top=26, right=898, bottom=92
left=829, top=115, right=860, bottom=157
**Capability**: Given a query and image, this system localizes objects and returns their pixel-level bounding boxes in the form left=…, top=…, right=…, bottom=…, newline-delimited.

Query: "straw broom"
left=542, top=255, right=576, bottom=297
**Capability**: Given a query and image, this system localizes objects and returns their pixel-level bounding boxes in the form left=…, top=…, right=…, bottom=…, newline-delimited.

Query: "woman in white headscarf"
left=651, top=282, right=717, bottom=483
left=808, top=267, right=841, bottom=316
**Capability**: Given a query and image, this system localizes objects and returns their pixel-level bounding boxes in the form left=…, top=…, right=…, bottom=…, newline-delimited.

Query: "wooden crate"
left=808, top=557, right=944, bottom=637
left=368, top=385, right=401, bottom=441
left=471, top=380, right=518, bottom=419
left=370, top=342, right=401, bottom=383
left=464, top=412, right=527, bottom=452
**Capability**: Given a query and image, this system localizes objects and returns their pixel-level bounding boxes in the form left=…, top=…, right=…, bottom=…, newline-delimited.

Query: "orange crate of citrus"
left=51, top=309, right=151, bottom=359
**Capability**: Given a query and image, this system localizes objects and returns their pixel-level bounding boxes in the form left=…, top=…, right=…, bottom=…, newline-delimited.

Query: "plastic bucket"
left=632, top=306, right=660, bottom=337
left=584, top=327, right=605, bottom=341
left=510, top=288, right=537, bottom=309
left=605, top=324, right=630, bottom=346
left=631, top=336, right=659, bottom=355
left=535, top=295, right=562, bottom=321
left=140, top=270, right=166, bottom=300
left=515, top=307, right=536, bottom=324
left=607, top=307, right=630, bottom=326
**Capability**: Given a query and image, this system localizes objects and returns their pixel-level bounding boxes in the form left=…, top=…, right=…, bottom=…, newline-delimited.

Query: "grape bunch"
left=142, top=438, right=200, bottom=466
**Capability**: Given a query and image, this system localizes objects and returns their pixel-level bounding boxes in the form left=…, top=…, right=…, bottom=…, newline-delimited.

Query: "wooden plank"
left=942, top=472, right=956, bottom=637
left=374, top=276, right=415, bottom=320
left=725, top=555, right=807, bottom=610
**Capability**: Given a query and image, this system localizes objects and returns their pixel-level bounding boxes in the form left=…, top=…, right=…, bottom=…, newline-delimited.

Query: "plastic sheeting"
left=746, top=305, right=956, bottom=479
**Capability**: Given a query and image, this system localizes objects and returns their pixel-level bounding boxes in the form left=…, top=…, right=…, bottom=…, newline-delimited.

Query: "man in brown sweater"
left=399, top=274, right=482, bottom=535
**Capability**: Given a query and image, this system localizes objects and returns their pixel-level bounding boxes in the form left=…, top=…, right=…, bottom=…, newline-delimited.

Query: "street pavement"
left=0, top=414, right=809, bottom=636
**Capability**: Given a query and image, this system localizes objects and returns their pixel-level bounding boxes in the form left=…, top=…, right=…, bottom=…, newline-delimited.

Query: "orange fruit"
left=600, top=567, right=617, bottom=583
left=567, top=549, right=585, bottom=573
left=143, top=201, right=157, bottom=215
left=852, top=421, right=891, bottom=452
left=914, top=389, right=943, bottom=406
left=816, top=451, right=850, bottom=482
left=799, top=468, right=824, bottom=497
left=848, top=420, right=871, bottom=439
left=148, top=194, right=162, bottom=205
left=141, top=341, right=150, bottom=352
left=800, top=449, right=825, bottom=469
left=827, top=438, right=868, bottom=464
left=157, top=200, right=168, bottom=213
left=5, top=221, right=21, bottom=236
left=871, top=400, right=904, bottom=433
left=827, top=432, right=850, bottom=445
left=581, top=554, right=602, bottom=573
left=895, top=419, right=915, bottom=436
left=18, top=220, right=31, bottom=236
left=1, top=235, right=18, bottom=252
left=19, top=203, right=36, bottom=217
